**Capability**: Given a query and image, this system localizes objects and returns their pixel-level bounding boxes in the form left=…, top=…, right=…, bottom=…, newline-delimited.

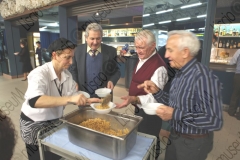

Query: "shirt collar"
left=48, top=62, right=69, bottom=83
left=87, top=45, right=101, bottom=53
left=179, top=58, right=197, bottom=75
left=138, top=50, right=156, bottom=62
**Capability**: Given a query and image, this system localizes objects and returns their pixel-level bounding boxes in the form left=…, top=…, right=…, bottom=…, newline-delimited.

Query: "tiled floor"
left=1, top=76, right=240, bottom=160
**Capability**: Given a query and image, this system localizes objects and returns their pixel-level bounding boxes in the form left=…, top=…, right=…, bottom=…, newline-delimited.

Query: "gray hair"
left=135, top=29, right=156, bottom=45
left=168, top=30, right=200, bottom=56
left=85, top=23, right=103, bottom=37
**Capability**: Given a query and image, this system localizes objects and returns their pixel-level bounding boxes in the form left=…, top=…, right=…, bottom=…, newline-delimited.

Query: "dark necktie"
left=91, top=50, right=97, bottom=57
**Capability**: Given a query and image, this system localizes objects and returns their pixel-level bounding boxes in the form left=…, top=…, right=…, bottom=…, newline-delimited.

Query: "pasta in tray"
left=79, top=118, right=129, bottom=136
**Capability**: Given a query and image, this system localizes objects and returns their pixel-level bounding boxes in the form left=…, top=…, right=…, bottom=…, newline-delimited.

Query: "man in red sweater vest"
left=116, top=30, right=168, bottom=159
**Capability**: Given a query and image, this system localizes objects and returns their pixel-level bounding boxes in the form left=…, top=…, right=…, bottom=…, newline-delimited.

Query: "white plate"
left=76, top=91, right=90, bottom=98
left=141, top=103, right=163, bottom=115
left=90, top=102, right=116, bottom=114
left=95, top=88, right=111, bottom=97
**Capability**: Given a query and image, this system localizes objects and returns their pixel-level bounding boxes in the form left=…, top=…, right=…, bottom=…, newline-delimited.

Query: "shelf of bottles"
left=102, top=28, right=142, bottom=37
left=214, top=24, right=240, bottom=49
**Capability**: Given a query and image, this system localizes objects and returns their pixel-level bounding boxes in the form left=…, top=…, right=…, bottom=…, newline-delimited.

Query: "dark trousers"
left=228, top=74, right=240, bottom=117
left=25, top=144, right=61, bottom=160
left=38, top=54, right=42, bottom=66
left=165, top=131, right=213, bottom=160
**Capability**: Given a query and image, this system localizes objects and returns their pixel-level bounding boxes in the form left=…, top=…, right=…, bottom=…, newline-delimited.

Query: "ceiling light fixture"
left=143, top=23, right=154, bottom=27
left=156, top=9, right=173, bottom=14
left=180, top=2, right=202, bottom=9
left=95, top=12, right=99, bottom=16
left=199, top=27, right=205, bottom=30
left=176, top=17, right=191, bottom=21
left=197, top=14, right=206, bottom=18
left=143, top=14, right=150, bottom=17
left=40, top=26, right=47, bottom=29
left=186, top=29, right=195, bottom=31
left=158, top=20, right=171, bottom=24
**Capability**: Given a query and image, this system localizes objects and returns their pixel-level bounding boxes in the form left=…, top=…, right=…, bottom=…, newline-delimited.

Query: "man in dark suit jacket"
left=69, top=23, right=120, bottom=97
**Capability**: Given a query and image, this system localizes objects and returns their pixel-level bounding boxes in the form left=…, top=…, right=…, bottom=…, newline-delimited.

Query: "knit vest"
left=129, top=53, right=166, bottom=96
left=85, top=52, right=103, bottom=94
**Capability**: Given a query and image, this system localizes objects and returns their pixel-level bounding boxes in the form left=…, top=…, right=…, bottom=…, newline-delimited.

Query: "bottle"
left=236, top=29, right=239, bottom=36
left=233, top=42, right=237, bottom=48
left=238, top=41, right=240, bottom=48
left=222, top=41, right=226, bottom=48
left=226, top=40, right=230, bottom=48
left=233, top=28, right=236, bottom=36
left=223, top=28, right=226, bottom=36
left=218, top=41, right=222, bottom=48
left=230, top=27, right=233, bottom=35
left=215, top=28, right=219, bottom=37
left=230, top=40, right=233, bottom=49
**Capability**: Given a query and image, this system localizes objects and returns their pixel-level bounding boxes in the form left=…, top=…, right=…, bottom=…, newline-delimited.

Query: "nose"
left=136, top=48, right=141, bottom=54
left=165, top=51, right=169, bottom=59
left=93, top=39, right=98, bottom=44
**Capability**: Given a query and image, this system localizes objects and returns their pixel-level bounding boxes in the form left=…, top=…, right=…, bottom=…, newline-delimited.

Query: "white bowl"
left=76, top=91, right=90, bottom=98
left=141, top=103, right=163, bottom=115
left=95, top=88, right=111, bottom=97
left=90, top=102, right=116, bottom=114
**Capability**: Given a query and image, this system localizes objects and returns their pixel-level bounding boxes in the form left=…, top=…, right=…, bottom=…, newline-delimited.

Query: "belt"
left=173, top=130, right=209, bottom=139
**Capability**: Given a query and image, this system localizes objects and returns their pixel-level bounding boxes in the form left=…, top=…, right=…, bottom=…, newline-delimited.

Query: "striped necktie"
left=91, top=50, right=97, bottom=57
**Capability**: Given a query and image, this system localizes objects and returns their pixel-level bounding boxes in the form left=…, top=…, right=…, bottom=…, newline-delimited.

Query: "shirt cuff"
left=153, top=90, right=164, bottom=99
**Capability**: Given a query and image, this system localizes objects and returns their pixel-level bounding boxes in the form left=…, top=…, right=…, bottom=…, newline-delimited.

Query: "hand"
left=14, top=52, right=19, bottom=55
left=115, top=96, right=135, bottom=108
left=107, top=81, right=114, bottom=90
left=156, top=105, right=174, bottom=121
left=137, top=80, right=160, bottom=94
left=68, top=94, right=88, bottom=106
left=87, top=98, right=101, bottom=104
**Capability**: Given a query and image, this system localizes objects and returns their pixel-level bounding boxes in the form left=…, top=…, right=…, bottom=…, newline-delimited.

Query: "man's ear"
left=182, top=48, right=191, bottom=59
left=51, top=51, right=56, bottom=59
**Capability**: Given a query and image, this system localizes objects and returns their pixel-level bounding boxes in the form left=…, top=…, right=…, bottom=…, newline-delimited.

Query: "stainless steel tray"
left=60, top=107, right=142, bottom=160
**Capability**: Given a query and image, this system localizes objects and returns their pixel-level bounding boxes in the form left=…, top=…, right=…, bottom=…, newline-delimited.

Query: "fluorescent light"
left=40, top=26, right=47, bottom=29
left=158, top=20, right=171, bottom=24
left=176, top=17, right=191, bottom=21
left=143, top=23, right=154, bottom=27
left=33, top=33, right=40, bottom=37
left=143, top=14, right=150, bottom=17
left=40, top=28, right=46, bottom=31
left=159, top=30, right=168, bottom=33
left=199, top=27, right=205, bottom=30
left=186, top=29, right=195, bottom=31
left=181, top=2, right=202, bottom=9
left=156, top=9, right=173, bottom=14
left=49, top=22, right=59, bottom=27
left=197, top=14, right=206, bottom=18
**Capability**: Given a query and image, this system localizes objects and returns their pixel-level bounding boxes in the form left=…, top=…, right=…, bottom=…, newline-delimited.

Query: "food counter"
left=209, top=63, right=236, bottom=72
left=38, top=107, right=157, bottom=160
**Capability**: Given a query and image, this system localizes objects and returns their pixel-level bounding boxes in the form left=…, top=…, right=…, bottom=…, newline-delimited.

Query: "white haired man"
left=138, top=30, right=223, bottom=160
left=116, top=29, right=168, bottom=159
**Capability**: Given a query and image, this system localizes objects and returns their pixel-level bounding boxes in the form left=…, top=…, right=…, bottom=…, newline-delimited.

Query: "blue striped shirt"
left=153, top=58, right=223, bottom=134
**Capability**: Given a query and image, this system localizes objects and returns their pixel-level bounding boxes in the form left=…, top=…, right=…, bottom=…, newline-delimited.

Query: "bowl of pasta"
left=90, top=102, right=116, bottom=114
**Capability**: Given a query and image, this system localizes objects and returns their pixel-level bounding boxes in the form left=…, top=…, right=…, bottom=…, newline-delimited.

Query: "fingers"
left=88, top=98, right=101, bottom=103
left=137, top=83, right=145, bottom=89
left=115, top=103, right=127, bottom=108
left=107, top=81, right=114, bottom=90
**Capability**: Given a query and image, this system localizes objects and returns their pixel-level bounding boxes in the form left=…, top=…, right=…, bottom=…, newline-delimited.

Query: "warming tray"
left=60, top=107, right=143, bottom=160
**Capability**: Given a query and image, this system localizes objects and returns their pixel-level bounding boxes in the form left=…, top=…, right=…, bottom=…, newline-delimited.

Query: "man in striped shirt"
left=138, top=30, right=223, bottom=160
